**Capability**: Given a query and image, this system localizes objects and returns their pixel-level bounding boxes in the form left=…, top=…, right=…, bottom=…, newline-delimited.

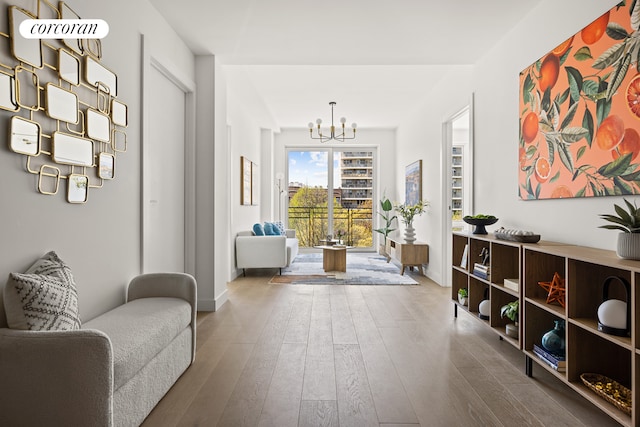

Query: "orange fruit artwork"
left=612, top=128, right=640, bottom=161
left=538, top=54, right=560, bottom=92
left=522, top=112, right=539, bottom=143
left=519, top=2, right=640, bottom=199
left=596, top=115, right=624, bottom=151
left=534, top=157, right=551, bottom=183
left=626, top=74, right=640, bottom=119
left=581, top=11, right=609, bottom=45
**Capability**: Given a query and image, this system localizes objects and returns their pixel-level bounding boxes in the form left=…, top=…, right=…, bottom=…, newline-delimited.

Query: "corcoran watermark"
left=19, top=19, right=109, bottom=39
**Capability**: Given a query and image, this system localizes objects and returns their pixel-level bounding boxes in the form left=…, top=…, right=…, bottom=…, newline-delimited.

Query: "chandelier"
left=308, top=102, right=357, bottom=143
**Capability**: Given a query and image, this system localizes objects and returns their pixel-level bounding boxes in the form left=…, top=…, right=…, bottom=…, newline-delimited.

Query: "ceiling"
left=148, top=0, right=544, bottom=128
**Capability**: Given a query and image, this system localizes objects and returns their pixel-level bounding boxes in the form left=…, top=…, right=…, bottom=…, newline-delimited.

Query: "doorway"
left=442, top=100, right=473, bottom=287
left=141, top=37, right=196, bottom=274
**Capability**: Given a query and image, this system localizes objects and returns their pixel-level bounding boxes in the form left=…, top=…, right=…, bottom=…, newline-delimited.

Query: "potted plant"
left=458, top=288, right=468, bottom=306
left=599, top=198, right=640, bottom=260
left=500, top=300, right=519, bottom=338
left=374, top=196, right=397, bottom=256
left=395, top=199, right=429, bottom=244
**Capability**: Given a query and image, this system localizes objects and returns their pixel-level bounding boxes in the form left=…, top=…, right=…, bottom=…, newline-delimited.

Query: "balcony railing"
left=287, top=206, right=373, bottom=248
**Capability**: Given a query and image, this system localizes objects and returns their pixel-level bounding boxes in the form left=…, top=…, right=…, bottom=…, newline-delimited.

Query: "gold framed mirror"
left=58, top=48, right=79, bottom=85
left=0, top=70, right=18, bottom=112
left=9, top=6, right=43, bottom=68
left=45, top=83, right=79, bottom=123
left=98, top=152, right=114, bottom=179
left=52, top=131, right=93, bottom=166
left=67, top=173, right=88, bottom=203
left=9, top=116, right=40, bottom=155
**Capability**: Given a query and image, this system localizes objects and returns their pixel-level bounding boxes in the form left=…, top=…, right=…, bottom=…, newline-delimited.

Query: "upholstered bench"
left=0, top=252, right=197, bottom=427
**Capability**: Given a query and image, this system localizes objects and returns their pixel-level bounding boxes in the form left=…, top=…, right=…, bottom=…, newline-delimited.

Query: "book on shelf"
left=533, top=344, right=566, bottom=371
left=503, top=278, right=519, bottom=292
left=472, top=263, right=490, bottom=280
left=460, top=244, right=469, bottom=269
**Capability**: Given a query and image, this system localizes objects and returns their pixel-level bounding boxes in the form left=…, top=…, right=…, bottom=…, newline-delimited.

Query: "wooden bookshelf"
left=451, top=231, right=640, bottom=426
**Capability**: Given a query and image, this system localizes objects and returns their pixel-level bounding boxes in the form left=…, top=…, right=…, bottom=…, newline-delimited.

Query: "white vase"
left=404, top=224, right=416, bottom=244
left=617, top=233, right=640, bottom=260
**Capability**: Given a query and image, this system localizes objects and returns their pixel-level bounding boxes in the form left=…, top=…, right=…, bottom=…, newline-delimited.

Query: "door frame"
left=141, top=34, right=196, bottom=275
left=441, top=95, right=474, bottom=287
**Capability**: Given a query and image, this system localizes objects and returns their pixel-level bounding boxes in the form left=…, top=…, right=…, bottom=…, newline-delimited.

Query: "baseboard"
left=214, top=289, right=228, bottom=310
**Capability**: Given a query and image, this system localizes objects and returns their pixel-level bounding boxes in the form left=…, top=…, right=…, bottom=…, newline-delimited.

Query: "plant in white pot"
left=458, top=288, right=468, bottom=306
left=374, top=196, right=397, bottom=257
left=500, top=300, right=519, bottom=338
left=599, top=198, right=640, bottom=260
left=395, top=199, right=429, bottom=244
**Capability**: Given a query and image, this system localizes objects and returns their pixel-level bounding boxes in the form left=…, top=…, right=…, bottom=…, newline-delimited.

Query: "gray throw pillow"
left=3, top=251, right=81, bottom=331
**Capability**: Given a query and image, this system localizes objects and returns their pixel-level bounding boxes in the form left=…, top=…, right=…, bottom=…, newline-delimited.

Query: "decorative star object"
left=538, top=272, right=566, bottom=308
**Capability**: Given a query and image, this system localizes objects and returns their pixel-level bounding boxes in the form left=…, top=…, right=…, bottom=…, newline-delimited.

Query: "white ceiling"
left=148, top=0, right=544, bottom=128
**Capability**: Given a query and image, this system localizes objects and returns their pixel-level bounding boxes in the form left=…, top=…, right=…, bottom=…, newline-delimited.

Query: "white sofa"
left=0, top=272, right=197, bottom=427
left=236, top=229, right=299, bottom=275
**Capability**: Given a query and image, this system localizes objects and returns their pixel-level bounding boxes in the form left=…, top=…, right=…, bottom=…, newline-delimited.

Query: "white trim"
left=141, top=34, right=197, bottom=276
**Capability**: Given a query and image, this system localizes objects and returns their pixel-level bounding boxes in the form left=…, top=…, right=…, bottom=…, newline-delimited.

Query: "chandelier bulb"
left=308, top=122, right=314, bottom=129
left=316, top=118, right=322, bottom=125
left=340, top=117, right=346, bottom=124
left=352, top=123, right=358, bottom=129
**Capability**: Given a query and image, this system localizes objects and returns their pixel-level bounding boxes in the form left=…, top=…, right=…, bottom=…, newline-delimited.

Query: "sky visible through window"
left=288, top=151, right=340, bottom=188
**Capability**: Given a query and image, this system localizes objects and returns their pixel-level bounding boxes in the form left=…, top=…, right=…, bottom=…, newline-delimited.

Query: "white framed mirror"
left=111, top=99, right=128, bottom=127
left=52, top=132, right=93, bottom=166
left=85, top=56, right=117, bottom=96
left=67, top=174, right=88, bottom=203
left=59, top=49, right=79, bottom=85
left=46, top=83, right=78, bottom=124
left=10, top=116, right=40, bottom=155
left=0, top=70, right=18, bottom=112
left=98, top=152, right=114, bottom=179
left=9, top=6, right=42, bottom=68
left=86, top=108, right=110, bottom=142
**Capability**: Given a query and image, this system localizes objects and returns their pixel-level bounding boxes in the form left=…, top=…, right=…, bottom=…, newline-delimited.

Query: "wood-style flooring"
left=142, top=269, right=618, bottom=427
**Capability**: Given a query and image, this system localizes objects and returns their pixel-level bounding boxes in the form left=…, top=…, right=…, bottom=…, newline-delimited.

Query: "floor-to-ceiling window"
left=287, top=148, right=375, bottom=250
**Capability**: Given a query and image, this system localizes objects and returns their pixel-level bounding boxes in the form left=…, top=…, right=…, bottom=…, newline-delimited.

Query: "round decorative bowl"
left=463, top=217, right=498, bottom=234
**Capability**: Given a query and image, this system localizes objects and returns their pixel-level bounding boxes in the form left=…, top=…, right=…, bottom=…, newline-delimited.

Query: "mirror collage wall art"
left=519, top=2, right=640, bottom=200
left=3, top=1, right=128, bottom=204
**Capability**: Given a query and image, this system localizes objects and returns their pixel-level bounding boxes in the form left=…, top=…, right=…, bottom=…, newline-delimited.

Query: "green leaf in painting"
left=621, top=170, right=640, bottom=181
left=598, top=153, right=633, bottom=177
left=632, top=0, right=640, bottom=31
left=614, top=176, right=635, bottom=194
left=558, top=88, right=570, bottom=105
left=526, top=145, right=537, bottom=158
left=606, top=22, right=629, bottom=40
left=582, top=80, right=600, bottom=98
left=576, top=145, right=587, bottom=160
left=561, top=127, right=589, bottom=143
left=561, top=102, right=579, bottom=129
left=593, top=42, right=626, bottom=70
left=575, top=186, right=586, bottom=197
left=566, top=67, right=583, bottom=102
left=607, top=53, right=631, bottom=99
left=557, top=141, right=575, bottom=173
left=541, top=87, right=551, bottom=114
left=535, top=182, right=541, bottom=199
left=574, top=46, right=593, bottom=61
left=545, top=133, right=556, bottom=166
left=596, top=94, right=612, bottom=127
left=590, top=181, right=601, bottom=197
left=550, top=170, right=561, bottom=183
left=523, top=73, right=534, bottom=105
left=582, top=108, right=594, bottom=147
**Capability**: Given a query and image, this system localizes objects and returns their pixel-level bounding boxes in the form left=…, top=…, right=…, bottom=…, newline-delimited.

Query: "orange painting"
left=519, top=1, right=640, bottom=199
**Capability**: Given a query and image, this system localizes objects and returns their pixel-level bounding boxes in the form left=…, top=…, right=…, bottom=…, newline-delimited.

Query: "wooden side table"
left=385, top=238, right=429, bottom=275
left=315, top=245, right=353, bottom=272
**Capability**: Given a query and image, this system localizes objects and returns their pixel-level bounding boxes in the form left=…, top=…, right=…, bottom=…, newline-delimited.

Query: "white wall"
left=273, top=127, right=398, bottom=247
left=0, top=0, right=196, bottom=321
left=471, top=0, right=620, bottom=250
left=395, top=67, right=474, bottom=286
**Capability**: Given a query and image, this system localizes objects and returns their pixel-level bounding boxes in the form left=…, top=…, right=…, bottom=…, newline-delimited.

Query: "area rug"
left=269, top=253, right=418, bottom=285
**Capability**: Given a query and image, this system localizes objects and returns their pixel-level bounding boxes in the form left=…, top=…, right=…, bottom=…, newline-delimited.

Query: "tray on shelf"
left=494, top=229, right=540, bottom=243
left=580, top=373, right=632, bottom=415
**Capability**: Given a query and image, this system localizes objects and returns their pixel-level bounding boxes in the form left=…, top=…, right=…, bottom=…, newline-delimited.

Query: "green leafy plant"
left=395, top=199, right=429, bottom=226
left=458, top=288, right=468, bottom=297
left=500, top=300, right=519, bottom=323
left=374, top=196, right=397, bottom=245
left=599, top=198, right=640, bottom=233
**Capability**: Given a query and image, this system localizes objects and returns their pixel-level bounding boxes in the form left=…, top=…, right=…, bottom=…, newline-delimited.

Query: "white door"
left=143, top=63, right=186, bottom=273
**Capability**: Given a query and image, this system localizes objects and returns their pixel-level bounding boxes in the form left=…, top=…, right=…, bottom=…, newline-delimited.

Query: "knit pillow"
left=253, top=223, right=265, bottom=236
left=272, top=221, right=286, bottom=236
left=3, top=251, right=81, bottom=331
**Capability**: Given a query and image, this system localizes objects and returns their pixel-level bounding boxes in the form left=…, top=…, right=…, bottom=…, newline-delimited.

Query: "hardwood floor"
left=142, top=270, right=618, bottom=427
